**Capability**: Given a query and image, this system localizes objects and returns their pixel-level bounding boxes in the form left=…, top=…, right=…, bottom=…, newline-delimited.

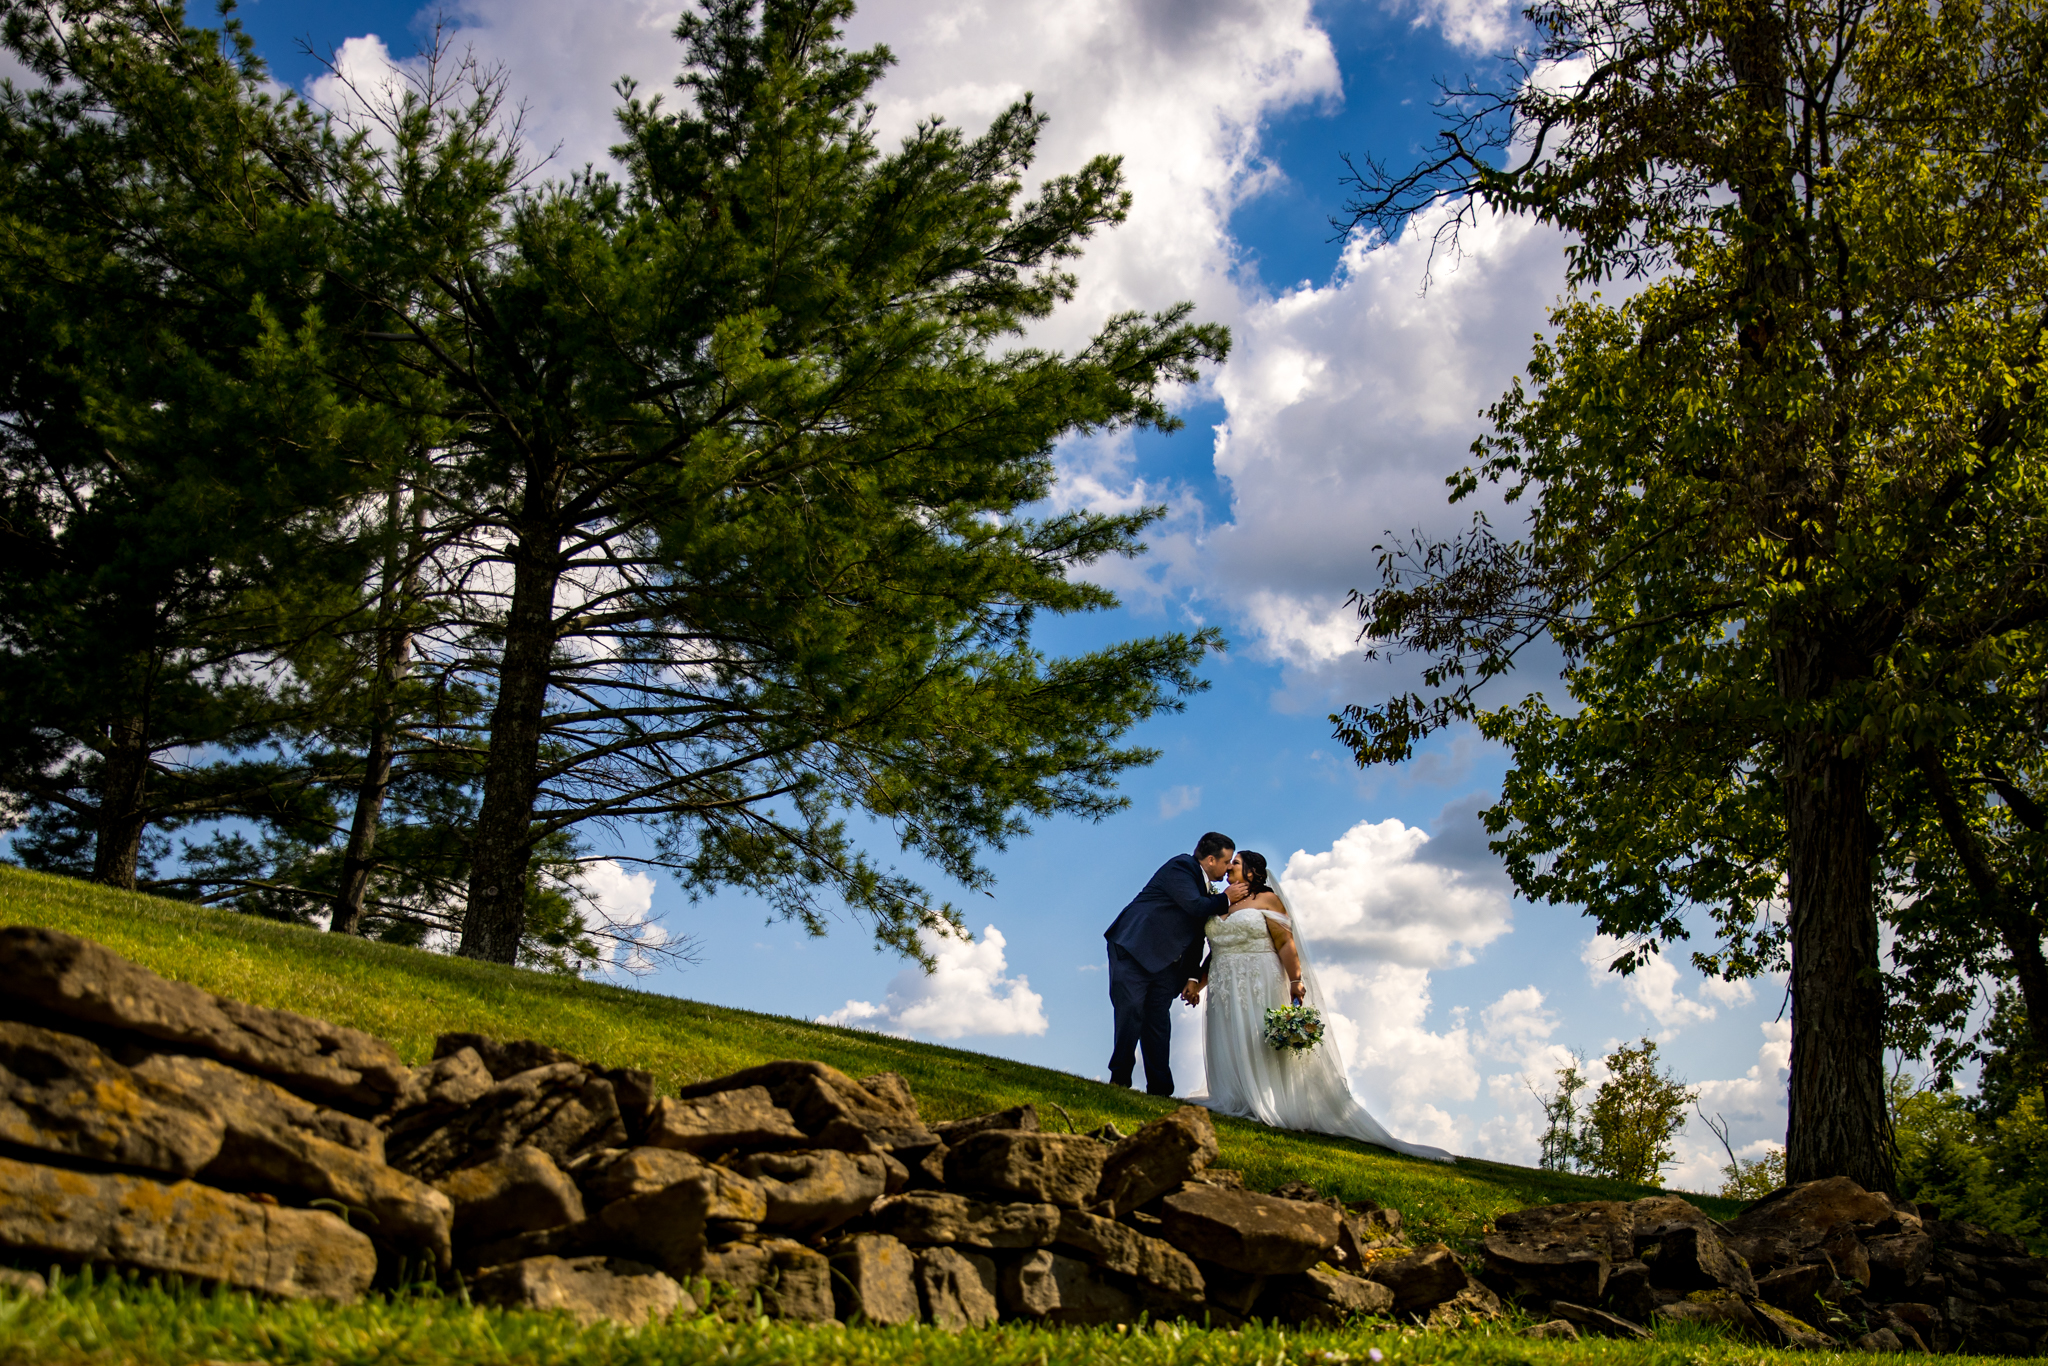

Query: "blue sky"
left=214, top=0, right=1795, bottom=1187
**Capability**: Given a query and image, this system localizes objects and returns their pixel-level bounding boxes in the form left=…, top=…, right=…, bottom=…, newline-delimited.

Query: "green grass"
left=0, top=866, right=1726, bottom=1248
left=0, top=1267, right=2018, bottom=1366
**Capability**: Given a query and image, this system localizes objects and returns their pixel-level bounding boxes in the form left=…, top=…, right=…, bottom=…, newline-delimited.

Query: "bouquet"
left=1263, top=1004, right=1324, bottom=1053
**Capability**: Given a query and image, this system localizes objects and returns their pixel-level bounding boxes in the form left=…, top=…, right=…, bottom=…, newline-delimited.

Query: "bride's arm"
left=1260, top=902, right=1307, bottom=1003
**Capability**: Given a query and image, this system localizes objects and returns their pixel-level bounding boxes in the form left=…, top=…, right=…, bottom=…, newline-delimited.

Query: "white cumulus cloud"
left=567, top=858, right=672, bottom=976
left=1582, top=933, right=1725, bottom=1035
left=819, top=924, right=1047, bottom=1040
left=305, top=34, right=426, bottom=152
left=1471, top=985, right=1585, bottom=1162
left=1204, top=204, right=1572, bottom=684
left=1665, top=1020, right=1792, bottom=1192
left=1280, top=813, right=1514, bottom=969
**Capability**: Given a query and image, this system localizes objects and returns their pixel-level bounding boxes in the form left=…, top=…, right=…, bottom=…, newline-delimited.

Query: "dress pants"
left=1107, top=942, right=1182, bottom=1096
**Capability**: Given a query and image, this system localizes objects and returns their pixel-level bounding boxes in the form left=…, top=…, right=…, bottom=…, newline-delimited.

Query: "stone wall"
left=0, top=925, right=1480, bottom=1328
left=3, top=923, right=2043, bottom=1350
left=1483, top=1177, right=2048, bottom=1353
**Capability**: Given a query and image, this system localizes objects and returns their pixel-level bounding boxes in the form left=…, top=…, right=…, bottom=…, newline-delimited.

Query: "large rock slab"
left=598, top=1166, right=768, bottom=1276
left=1000, top=1248, right=1139, bottom=1325
left=856, top=1072, right=919, bottom=1119
left=469, top=1255, right=692, bottom=1328
left=916, top=1245, right=998, bottom=1328
left=1053, top=1207, right=1203, bottom=1298
left=1153, top=1184, right=1341, bottom=1275
left=131, top=1051, right=450, bottom=1266
left=825, top=1232, right=919, bottom=1325
left=431, top=1034, right=656, bottom=1137
left=131, top=1050, right=382, bottom=1161
left=0, top=1020, right=224, bottom=1177
left=0, top=1152, right=374, bottom=1301
left=646, top=1087, right=804, bottom=1154
left=1602, top=1259, right=1657, bottom=1322
left=700, top=1237, right=835, bottom=1320
left=758, top=1240, right=836, bottom=1321
left=675, top=1061, right=934, bottom=1159
left=398, top=1048, right=493, bottom=1111
left=385, top=1062, right=627, bottom=1180
left=999, top=1247, right=1062, bottom=1319
left=932, top=1105, right=1039, bottom=1143
left=1629, top=1195, right=1754, bottom=1296
left=0, top=927, right=407, bottom=1111
left=436, top=1146, right=585, bottom=1245
left=945, top=1130, right=1108, bottom=1208
left=1482, top=1200, right=1632, bottom=1303
left=1655, top=1287, right=1769, bottom=1341
left=1093, top=1107, right=1217, bottom=1217
left=872, top=1191, right=1059, bottom=1248
left=738, top=1148, right=886, bottom=1235
left=575, top=1146, right=706, bottom=1206
left=435, top=1033, right=580, bottom=1078
left=1865, top=1229, right=1935, bottom=1296
left=1723, top=1176, right=1896, bottom=1270
left=1263, top=1264, right=1395, bottom=1325
left=1360, top=1241, right=1472, bottom=1316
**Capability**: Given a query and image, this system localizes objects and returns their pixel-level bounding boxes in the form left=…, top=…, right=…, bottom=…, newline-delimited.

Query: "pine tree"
left=0, top=0, right=384, bottom=888
left=330, top=0, right=1230, bottom=963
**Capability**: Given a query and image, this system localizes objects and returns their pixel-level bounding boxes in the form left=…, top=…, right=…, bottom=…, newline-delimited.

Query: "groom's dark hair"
left=1194, top=832, right=1235, bottom=860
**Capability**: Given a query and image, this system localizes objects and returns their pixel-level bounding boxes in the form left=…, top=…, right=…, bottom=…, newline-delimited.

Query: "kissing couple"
left=1102, top=831, right=1454, bottom=1161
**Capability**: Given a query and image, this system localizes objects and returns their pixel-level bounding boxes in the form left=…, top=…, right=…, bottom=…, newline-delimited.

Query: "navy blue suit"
left=1104, top=853, right=1230, bottom=1094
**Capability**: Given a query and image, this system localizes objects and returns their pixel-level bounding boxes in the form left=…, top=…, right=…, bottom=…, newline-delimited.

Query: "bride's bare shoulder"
left=1250, top=891, right=1287, bottom=914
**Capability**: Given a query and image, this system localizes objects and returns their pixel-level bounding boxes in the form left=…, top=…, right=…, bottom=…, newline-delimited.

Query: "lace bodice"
left=1205, top=908, right=1286, bottom=956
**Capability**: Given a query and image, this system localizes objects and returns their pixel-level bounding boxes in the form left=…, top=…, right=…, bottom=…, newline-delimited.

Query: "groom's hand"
left=1181, top=979, right=1203, bottom=1006
left=1225, top=879, right=1250, bottom=905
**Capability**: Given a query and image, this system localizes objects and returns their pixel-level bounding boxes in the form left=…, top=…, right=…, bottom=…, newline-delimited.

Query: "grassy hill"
left=0, top=865, right=1728, bottom=1247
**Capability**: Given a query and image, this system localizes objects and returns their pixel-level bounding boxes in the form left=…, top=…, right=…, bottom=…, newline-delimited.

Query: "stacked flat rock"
left=1483, top=1177, right=2048, bottom=1354
left=0, top=926, right=1492, bottom=1332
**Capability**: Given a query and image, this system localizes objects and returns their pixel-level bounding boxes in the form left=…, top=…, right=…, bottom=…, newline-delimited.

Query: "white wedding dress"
left=1194, top=898, right=1455, bottom=1162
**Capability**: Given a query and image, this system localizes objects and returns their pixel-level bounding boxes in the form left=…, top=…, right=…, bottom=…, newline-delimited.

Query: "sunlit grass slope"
left=0, top=865, right=1739, bottom=1247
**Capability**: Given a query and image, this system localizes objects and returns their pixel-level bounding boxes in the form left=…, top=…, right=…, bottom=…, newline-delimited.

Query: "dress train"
left=1190, top=907, right=1454, bottom=1163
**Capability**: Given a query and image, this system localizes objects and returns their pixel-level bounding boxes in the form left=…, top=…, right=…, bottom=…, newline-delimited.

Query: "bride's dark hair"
left=1238, top=850, right=1272, bottom=894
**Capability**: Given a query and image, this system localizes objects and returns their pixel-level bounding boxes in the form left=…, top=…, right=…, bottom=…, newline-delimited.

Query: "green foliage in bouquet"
left=1263, top=1004, right=1323, bottom=1053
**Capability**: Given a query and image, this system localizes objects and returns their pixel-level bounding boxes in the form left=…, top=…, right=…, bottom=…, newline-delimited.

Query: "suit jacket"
left=1104, top=852, right=1230, bottom=975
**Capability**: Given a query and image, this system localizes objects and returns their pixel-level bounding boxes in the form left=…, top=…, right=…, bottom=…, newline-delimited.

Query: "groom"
left=1103, top=831, right=1250, bottom=1094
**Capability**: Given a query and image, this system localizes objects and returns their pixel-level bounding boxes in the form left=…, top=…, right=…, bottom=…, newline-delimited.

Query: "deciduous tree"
left=1339, top=0, right=2048, bottom=1190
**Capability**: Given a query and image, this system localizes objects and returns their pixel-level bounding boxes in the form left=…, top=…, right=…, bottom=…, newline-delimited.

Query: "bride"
left=1182, top=850, right=1455, bottom=1163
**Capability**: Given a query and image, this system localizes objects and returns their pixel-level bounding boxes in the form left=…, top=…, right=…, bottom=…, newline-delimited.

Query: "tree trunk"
left=1780, top=719, right=1894, bottom=1192
left=330, top=718, right=394, bottom=935
left=457, top=533, right=563, bottom=963
left=92, top=714, right=150, bottom=889
left=332, top=489, right=420, bottom=936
